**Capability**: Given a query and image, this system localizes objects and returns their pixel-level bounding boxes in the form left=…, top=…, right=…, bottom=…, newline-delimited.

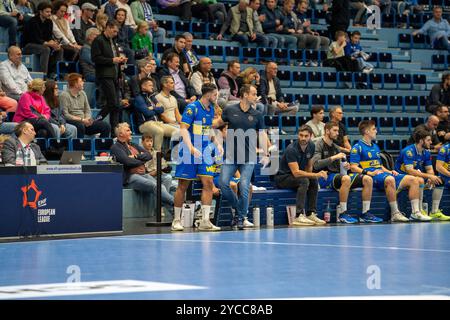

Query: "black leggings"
left=28, top=118, right=56, bottom=138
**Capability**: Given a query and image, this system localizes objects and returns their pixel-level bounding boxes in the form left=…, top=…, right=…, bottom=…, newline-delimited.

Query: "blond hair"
left=114, top=122, right=130, bottom=137
left=28, top=79, right=45, bottom=92
left=238, top=67, right=258, bottom=85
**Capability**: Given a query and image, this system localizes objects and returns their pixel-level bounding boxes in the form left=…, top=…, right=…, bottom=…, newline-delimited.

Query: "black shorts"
left=319, top=173, right=364, bottom=190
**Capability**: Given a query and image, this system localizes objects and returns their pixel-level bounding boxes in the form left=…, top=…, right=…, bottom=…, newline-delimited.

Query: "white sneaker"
left=391, top=212, right=409, bottom=223
left=307, top=212, right=326, bottom=225
left=243, top=217, right=254, bottom=229
left=198, top=220, right=221, bottom=231
left=362, top=67, right=374, bottom=74
left=292, top=214, right=316, bottom=226
left=171, top=219, right=184, bottom=231
left=410, top=212, right=432, bottom=222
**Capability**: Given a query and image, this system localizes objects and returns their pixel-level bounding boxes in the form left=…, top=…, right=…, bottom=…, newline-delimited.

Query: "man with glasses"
left=329, top=106, right=351, bottom=153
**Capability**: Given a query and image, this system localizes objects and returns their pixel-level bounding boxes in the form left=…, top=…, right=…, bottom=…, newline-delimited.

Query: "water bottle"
left=252, top=206, right=260, bottom=227
left=266, top=206, right=274, bottom=227
left=323, top=201, right=331, bottom=223
left=24, top=148, right=31, bottom=166
left=340, top=158, right=348, bottom=176
left=15, top=150, right=24, bottom=166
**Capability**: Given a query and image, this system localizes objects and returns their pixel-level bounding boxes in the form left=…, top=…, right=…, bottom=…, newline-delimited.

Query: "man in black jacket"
left=328, top=0, right=350, bottom=40
left=22, top=2, right=64, bottom=77
left=91, top=20, right=127, bottom=135
left=426, top=73, right=450, bottom=114
left=110, top=122, right=174, bottom=208
left=157, top=52, right=196, bottom=113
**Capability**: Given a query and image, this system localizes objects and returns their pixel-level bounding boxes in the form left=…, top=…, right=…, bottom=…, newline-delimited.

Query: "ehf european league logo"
left=21, top=179, right=56, bottom=223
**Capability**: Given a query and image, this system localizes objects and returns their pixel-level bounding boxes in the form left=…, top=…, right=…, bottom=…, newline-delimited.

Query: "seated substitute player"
left=349, top=120, right=421, bottom=223
left=312, top=122, right=374, bottom=224
left=435, top=143, right=450, bottom=221
left=172, top=83, right=222, bottom=232
left=395, top=129, right=449, bottom=221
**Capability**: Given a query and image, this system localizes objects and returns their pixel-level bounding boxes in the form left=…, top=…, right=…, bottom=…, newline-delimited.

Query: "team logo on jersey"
left=368, top=152, right=372, bottom=158
left=406, top=150, right=413, bottom=157
left=440, top=147, right=446, bottom=154
left=351, top=148, right=358, bottom=154
left=186, top=109, right=193, bottom=116
left=248, top=115, right=253, bottom=121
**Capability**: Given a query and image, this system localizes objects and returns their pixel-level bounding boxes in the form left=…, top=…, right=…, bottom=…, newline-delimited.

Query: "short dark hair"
left=435, top=105, right=449, bottom=115
left=37, top=1, right=52, bottom=11
left=325, top=121, right=339, bottom=132
left=298, top=125, right=313, bottom=135
left=139, top=77, right=154, bottom=89
left=52, top=0, right=67, bottom=14
left=227, top=60, right=239, bottom=71
left=351, top=31, right=361, bottom=37
left=239, top=84, right=255, bottom=98
left=165, top=52, right=179, bottom=63
left=358, top=120, right=376, bottom=135
left=114, top=8, right=127, bottom=20
left=310, top=105, right=324, bottom=117
left=413, top=129, right=431, bottom=144
left=14, top=121, right=31, bottom=138
left=442, top=73, right=450, bottom=85
left=174, top=34, right=186, bottom=42
left=201, top=83, right=217, bottom=96
left=106, top=20, right=120, bottom=29
left=142, top=134, right=153, bottom=141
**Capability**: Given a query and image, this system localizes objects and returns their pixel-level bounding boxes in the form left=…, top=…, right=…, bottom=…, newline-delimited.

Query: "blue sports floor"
left=1, top=223, right=450, bottom=300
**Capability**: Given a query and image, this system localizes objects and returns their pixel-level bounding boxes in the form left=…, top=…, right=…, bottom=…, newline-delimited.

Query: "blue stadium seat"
left=369, top=73, right=383, bottom=89
left=208, top=45, right=224, bottom=61
left=383, top=13, right=396, bottom=28
left=298, top=116, right=309, bottom=126
left=281, top=116, right=298, bottom=130
left=288, top=49, right=303, bottom=64
left=358, top=95, right=373, bottom=112
left=191, top=22, right=207, bottom=36
left=282, top=93, right=294, bottom=103
left=412, top=33, right=428, bottom=48
left=327, top=95, right=341, bottom=106
left=367, top=52, right=378, bottom=67
left=94, top=138, right=114, bottom=155
left=274, top=48, right=288, bottom=61
left=338, top=72, right=353, bottom=88
left=409, top=14, right=422, bottom=28
left=307, top=71, right=323, bottom=88
left=278, top=70, right=291, bottom=86
left=379, top=117, right=394, bottom=134
left=323, top=72, right=337, bottom=88
left=396, top=14, right=408, bottom=27
left=258, top=48, right=274, bottom=62
left=295, top=94, right=310, bottom=107
left=354, top=72, right=368, bottom=85
left=398, top=74, right=412, bottom=90
left=292, top=71, right=307, bottom=87
left=226, top=46, right=240, bottom=59
left=242, top=47, right=257, bottom=62
left=398, top=33, right=411, bottom=48
left=395, top=117, right=410, bottom=134
left=156, top=42, right=172, bottom=55
left=56, top=61, right=79, bottom=81
left=207, top=23, right=221, bottom=36
left=405, top=96, right=419, bottom=112
left=374, top=95, right=389, bottom=112
left=378, top=53, right=393, bottom=68
left=33, top=138, right=48, bottom=153
left=410, top=117, right=425, bottom=128
left=174, top=21, right=190, bottom=33
left=48, top=138, right=71, bottom=151
left=383, top=73, right=398, bottom=89
left=193, top=44, right=207, bottom=56
left=311, top=94, right=326, bottom=106
left=343, top=95, right=358, bottom=111
left=265, top=115, right=280, bottom=130
left=432, top=54, right=447, bottom=70
left=72, top=138, right=94, bottom=159
left=389, top=95, right=404, bottom=112
left=346, top=117, right=362, bottom=134
left=304, top=49, right=320, bottom=63
left=385, top=139, right=400, bottom=152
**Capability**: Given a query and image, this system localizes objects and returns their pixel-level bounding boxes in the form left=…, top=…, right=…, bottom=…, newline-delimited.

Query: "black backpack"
left=379, top=150, right=395, bottom=171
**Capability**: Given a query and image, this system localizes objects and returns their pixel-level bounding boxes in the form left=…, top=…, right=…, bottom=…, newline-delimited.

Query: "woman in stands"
left=235, top=67, right=267, bottom=115
left=14, top=79, right=57, bottom=138
left=42, top=80, right=77, bottom=139
left=95, top=12, right=108, bottom=33
left=132, top=22, right=153, bottom=61
left=114, top=8, right=135, bottom=65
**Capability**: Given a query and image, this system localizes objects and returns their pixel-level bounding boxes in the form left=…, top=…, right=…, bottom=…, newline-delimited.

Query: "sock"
left=389, top=201, right=399, bottom=215
left=339, top=202, right=347, bottom=214
left=362, top=201, right=371, bottom=213
left=419, top=185, right=424, bottom=210
left=174, top=207, right=182, bottom=221
left=432, top=188, right=444, bottom=213
left=201, top=205, right=211, bottom=222
left=411, top=199, right=420, bottom=214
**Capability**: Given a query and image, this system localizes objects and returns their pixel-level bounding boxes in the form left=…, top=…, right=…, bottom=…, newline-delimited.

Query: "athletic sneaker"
left=429, top=209, right=450, bottom=221
left=339, top=212, right=359, bottom=224
left=359, top=212, right=383, bottom=223
left=198, top=220, right=221, bottom=231
left=292, top=214, right=316, bottom=226
left=171, top=219, right=184, bottom=231
left=391, top=212, right=409, bottom=222
left=243, top=217, right=255, bottom=229
left=307, top=212, right=326, bottom=225
left=410, top=212, right=432, bottom=222
left=421, top=209, right=428, bottom=216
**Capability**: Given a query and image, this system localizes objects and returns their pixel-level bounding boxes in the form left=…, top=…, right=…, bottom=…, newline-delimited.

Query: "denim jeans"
left=232, top=33, right=269, bottom=47
left=434, top=36, right=450, bottom=53
left=0, top=15, right=17, bottom=46
left=127, top=173, right=174, bottom=207
left=219, top=163, right=255, bottom=221
left=0, top=121, right=17, bottom=134
left=51, top=123, right=78, bottom=139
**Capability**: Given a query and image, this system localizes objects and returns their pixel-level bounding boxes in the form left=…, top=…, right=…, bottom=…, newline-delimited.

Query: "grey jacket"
left=1, top=136, right=47, bottom=165
left=312, top=138, right=341, bottom=173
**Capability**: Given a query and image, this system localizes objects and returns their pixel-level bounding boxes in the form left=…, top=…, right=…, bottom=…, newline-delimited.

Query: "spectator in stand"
left=114, top=8, right=135, bottom=65
left=0, top=134, right=10, bottom=162
left=117, top=0, right=137, bottom=29
left=79, top=27, right=101, bottom=82
left=73, top=2, right=97, bottom=46
left=51, top=1, right=83, bottom=61
left=0, top=0, right=19, bottom=47
left=0, top=113, right=17, bottom=134
left=60, top=73, right=111, bottom=138
left=157, top=52, right=197, bottom=113
left=295, top=0, right=330, bottom=51
left=95, top=12, right=108, bottom=32
left=130, top=0, right=166, bottom=45
left=0, top=86, right=17, bottom=113
left=345, top=31, right=374, bottom=73
left=328, top=0, right=350, bottom=39
left=217, top=0, right=269, bottom=47
left=155, top=76, right=182, bottom=129
left=408, top=115, right=442, bottom=152
left=0, top=46, right=32, bottom=101
left=349, top=0, right=367, bottom=27
left=200, top=0, right=227, bottom=24
left=412, top=6, right=450, bottom=52
left=249, top=0, right=277, bottom=48
left=157, top=0, right=193, bottom=21
left=161, top=35, right=190, bottom=77
left=393, top=0, right=423, bottom=16
left=22, top=2, right=64, bottom=78
left=217, top=60, right=240, bottom=108
left=111, top=122, right=174, bottom=212
left=260, top=0, right=298, bottom=50
left=182, top=33, right=199, bottom=75
left=280, top=0, right=306, bottom=51
left=132, top=22, right=153, bottom=60
left=0, top=87, right=18, bottom=134
left=134, top=77, right=178, bottom=151
left=236, top=66, right=266, bottom=114
left=190, top=57, right=216, bottom=96
left=91, top=20, right=127, bottom=134
left=130, top=58, right=159, bottom=98
left=43, top=80, right=78, bottom=139
left=100, top=0, right=118, bottom=21
left=15, top=0, right=34, bottom=24
left=14, top=79, right=56, bottom=138
left=324, top=30, right=359, bottom=72
left=306, top=105, right=325, bottom=142
left=260, top=62, right=297, bottom=115
left=66, top=0, right=81, bottom=27
left=329, top=106, right=352, bottom=153
left=1, top=121, right=47, bottom=166
left=435, top=105, right=450, bottom=144
left=426, top=73, right=450, bottom=114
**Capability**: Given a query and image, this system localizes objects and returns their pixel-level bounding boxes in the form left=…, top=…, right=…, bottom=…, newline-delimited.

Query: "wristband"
left=362, top=169, right=368, bottom=175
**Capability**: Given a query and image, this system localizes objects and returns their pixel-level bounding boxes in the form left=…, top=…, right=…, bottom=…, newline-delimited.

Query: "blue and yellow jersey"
left=394, top=144, right=432, bottom=174
left=437, top=144, right=450, bottom=170
left=180, top=100, right=214, bottom=148
left=349, top=139, right=382, bottom=171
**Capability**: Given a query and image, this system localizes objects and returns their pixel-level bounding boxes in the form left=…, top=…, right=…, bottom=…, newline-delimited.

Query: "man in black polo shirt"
left=435, top=105, right=450, bottom=144
left=161, top=34, right=189, bottom=77
left=274, top=125, right=327, bottom=226
left=329, top=106, right=351, bottom=153
left=408, top=115, right=442, bottom=152
left=22, top=2, right=64, bottom=77
left=214, top=84, right=270, bottom=230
